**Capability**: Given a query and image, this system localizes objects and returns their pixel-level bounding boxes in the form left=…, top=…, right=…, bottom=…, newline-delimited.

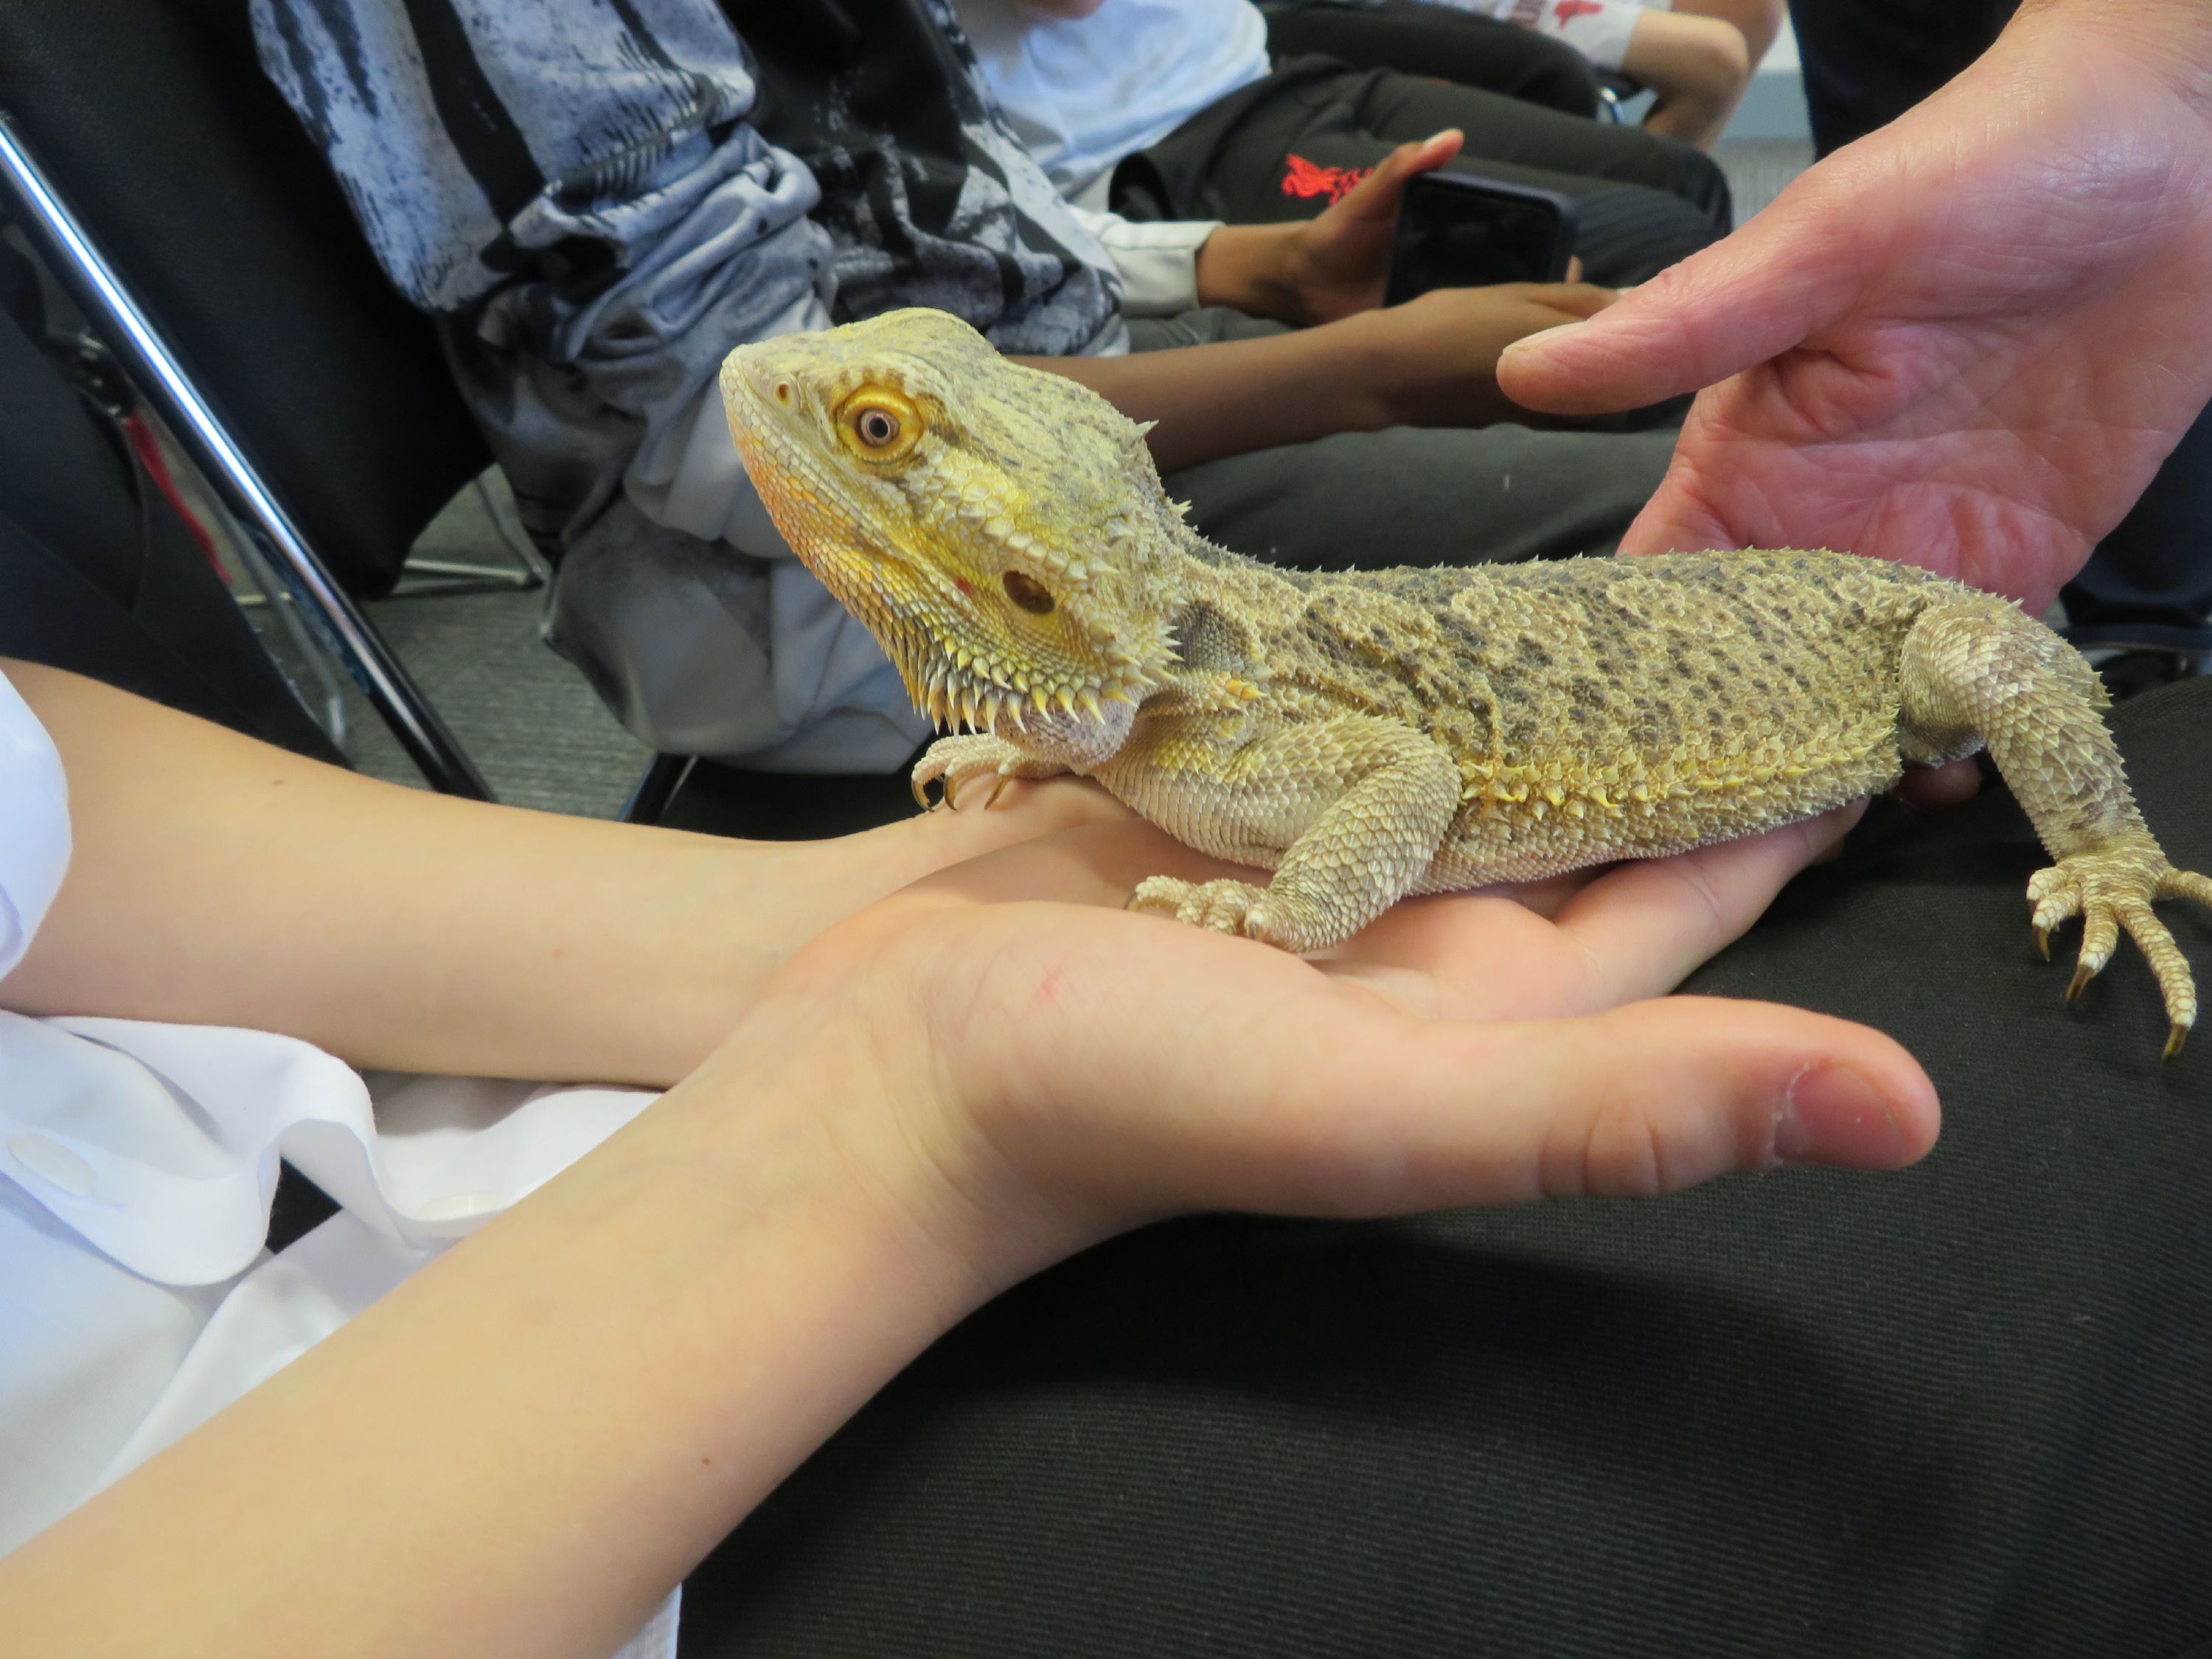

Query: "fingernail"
left=1772, top=1064, right=1907, bottom=1168
left=1502, top=320, right=1585, bottom=358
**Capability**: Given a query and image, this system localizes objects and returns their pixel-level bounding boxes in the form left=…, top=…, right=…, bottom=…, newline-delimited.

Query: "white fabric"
left=1425, top=0, right=1652, bottom=73
left=616, top=277, right=940, bottom=769
left=621, top=372, right=936, bottom=770
left=623, top=288, right=829, bottom=562
left=0, top=670, right=69, bottom=981
left=1069, top=204, right=1222, bottom=316
left=951, top=0, right=1270, bottom=199
left=0, top=672, right=677, bottom=1658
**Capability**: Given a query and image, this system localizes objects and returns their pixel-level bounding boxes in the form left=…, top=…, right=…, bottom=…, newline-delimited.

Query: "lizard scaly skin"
left=720, top=309, right=2212, bottom=1057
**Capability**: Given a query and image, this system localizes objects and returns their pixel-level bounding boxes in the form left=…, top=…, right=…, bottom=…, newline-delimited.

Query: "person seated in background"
left=251, top=0, right=1708, bottom=782
left=1295, top=0, right=1777, bottom=149
left=950, top=0, right=1731, bottom=282
left=1262, top=0, right=1617, bottom=121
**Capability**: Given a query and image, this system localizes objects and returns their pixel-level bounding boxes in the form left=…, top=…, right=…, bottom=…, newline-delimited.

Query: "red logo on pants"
left=1280, top=153, right=1373, bottom=204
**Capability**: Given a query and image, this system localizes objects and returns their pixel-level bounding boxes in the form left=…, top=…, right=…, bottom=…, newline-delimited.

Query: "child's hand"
left=1194, top=130, right=1471, bottom=327
left=687, top=803, right=1935, bottom=1301
left=1285, top=129, right=1464, bottom=324
left=1354, top=279, right=1623, bottom=429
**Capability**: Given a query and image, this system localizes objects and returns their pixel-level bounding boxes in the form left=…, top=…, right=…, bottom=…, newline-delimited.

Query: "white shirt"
left=952, top=0, right=1270, bottom=200
left=953, top=0, right=1268, bottom=316
left=0, top=669, right=677, bottom=1659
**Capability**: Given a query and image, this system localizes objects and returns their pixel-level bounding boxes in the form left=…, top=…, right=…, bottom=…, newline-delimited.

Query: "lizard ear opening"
left=1002, top=571, right=1056, bottom=614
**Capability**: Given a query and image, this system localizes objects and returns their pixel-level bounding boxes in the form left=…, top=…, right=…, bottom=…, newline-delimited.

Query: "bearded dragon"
left=720, top=308, right=2211, bottom=1056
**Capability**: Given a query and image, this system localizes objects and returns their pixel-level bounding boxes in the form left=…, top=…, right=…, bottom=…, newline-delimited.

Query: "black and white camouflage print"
left=726, top=0, right=1126, bottom=356
left=251, top=0, right=1122, bottom=765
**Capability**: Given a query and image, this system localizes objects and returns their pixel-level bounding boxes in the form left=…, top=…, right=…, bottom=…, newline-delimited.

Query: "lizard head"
left=720, top=309, right=1180, bottom=748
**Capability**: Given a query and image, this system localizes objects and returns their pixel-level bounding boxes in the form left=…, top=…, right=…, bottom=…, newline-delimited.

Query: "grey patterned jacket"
left=253, top=0, right=1125, bottom=767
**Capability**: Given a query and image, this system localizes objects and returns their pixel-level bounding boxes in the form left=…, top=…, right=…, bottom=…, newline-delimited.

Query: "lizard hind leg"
left=1900, top=601, right=2208, bottom=1058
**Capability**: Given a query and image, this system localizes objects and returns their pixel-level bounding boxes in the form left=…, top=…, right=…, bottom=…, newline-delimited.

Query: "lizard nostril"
left=773, top=380, right=794, bottom=406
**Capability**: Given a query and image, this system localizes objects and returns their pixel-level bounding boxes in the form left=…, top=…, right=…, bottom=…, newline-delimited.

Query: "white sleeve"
left=0, top=668, right=72, bottom=981
left=1068, top=205, right=1222, bottom=318
left=616, top=306, right=935, bottom=770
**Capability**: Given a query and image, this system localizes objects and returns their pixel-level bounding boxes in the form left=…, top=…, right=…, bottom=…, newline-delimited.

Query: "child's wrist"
left=1195, top=223, right=1306, bottom=322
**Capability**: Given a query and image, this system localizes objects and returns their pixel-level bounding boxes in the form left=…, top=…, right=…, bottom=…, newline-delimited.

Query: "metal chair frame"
left=0, top=112, right=495, bottom=801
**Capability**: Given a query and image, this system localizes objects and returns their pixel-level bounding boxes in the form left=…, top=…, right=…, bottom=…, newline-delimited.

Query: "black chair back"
left=0, top=0, right=489, bottom=596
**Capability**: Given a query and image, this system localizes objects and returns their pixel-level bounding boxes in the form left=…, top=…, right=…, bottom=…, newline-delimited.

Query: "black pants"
left=1113, top=57, right=1731, bottom=287
left=0, top=253, right=338, bottom=760
left=1788, top=0, right=2212, bottom=656
left=1262, top=0, right=1602, bottom=119
left=1787, top=0, right=2020, bottom=160
left=677, top=676, right=2212, bottom=1657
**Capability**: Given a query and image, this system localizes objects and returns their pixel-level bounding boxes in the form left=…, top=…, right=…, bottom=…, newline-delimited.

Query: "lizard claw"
left=2028, top=846, right=2208, bottom=1054
left=911, top=734, right=1043, bottom=815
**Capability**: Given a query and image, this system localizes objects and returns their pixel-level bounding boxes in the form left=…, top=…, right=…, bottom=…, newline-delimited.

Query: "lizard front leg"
left=1900, top=601, right=2212, bottom=1056
left=911, top=734, right=1068, bottom=811
left=1102, top=713, right=1463, bottom=953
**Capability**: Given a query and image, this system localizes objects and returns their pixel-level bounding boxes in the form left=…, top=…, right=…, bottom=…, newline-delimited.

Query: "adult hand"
left=714, top=801, right=1935, bottom=1294
left=1496, top=0, right=2212, bottom=611
left=1359, top=279, right=1621, bottom=429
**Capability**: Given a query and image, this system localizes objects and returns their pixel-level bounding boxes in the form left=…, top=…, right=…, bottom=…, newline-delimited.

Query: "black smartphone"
left=1382, top=173, right=1579, bottom=305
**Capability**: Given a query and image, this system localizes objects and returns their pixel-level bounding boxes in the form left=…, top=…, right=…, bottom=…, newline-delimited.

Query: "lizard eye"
left=1002, top=571, right=1055, bottom=614
left=836, top=389, right=922, bottom=462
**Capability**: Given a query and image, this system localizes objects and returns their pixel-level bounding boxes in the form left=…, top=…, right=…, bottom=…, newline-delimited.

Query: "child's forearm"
left=0, top=661, right=1114, bottom=1083
left=1013, top=320, right=1397, bottom=470
left=1627, top=12, right=1750, bottom=150
left=0, top=1040, right=990, bottom=1659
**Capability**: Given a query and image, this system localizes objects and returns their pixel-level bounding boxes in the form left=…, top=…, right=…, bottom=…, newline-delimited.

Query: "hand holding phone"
left=1384, top=173, right=1579, bottom=306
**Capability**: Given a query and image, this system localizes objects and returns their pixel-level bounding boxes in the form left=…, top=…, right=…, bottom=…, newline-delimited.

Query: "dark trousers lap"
left=2064, top=401, right=2212, bottom=656
left=1133, top=306, right=1677, bottom=570
left=1787, top=0, right=2020, bottom=159
left=679, top=675, right=2212, bottom=1658
left=1113, top=58, right=1731, bottom=286
left=1262, top=0, right=1602, bottom=118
